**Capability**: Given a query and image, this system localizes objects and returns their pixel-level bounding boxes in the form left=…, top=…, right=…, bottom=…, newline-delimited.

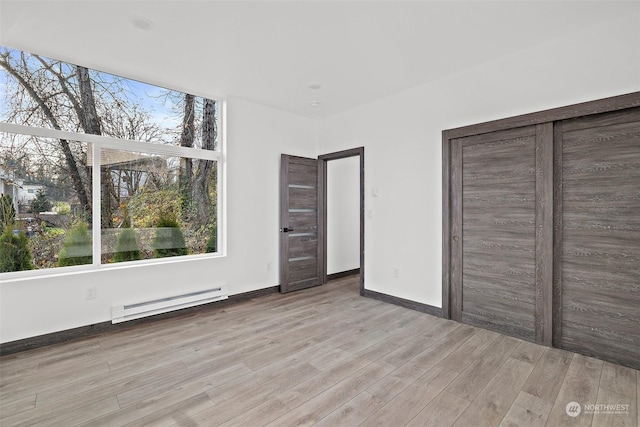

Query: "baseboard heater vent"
left=111, top=287, right=227, bottom=324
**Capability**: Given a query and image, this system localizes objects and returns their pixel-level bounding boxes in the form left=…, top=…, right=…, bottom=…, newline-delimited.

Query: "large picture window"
left=0, top=46, right=222, bottom=274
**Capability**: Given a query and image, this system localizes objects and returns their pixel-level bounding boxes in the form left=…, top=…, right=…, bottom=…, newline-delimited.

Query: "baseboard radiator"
left=111, top=287, right=227, bottom=324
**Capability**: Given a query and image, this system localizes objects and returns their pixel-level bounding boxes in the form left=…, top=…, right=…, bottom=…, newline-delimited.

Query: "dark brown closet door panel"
left=557, top=108, right=640, bottom=369
left=455, top=127, right=539, bottom=342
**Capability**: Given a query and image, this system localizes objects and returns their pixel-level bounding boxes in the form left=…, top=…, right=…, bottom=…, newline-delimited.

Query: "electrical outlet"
left=267, top=262, right=271, bottom=271
left=85, top=286, right=96, bottom=300
left=393, top=267, right=400, bottom=279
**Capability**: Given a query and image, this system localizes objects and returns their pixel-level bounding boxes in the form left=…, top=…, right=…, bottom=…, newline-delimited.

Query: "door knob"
left=453, top=235, right=459, bottom=242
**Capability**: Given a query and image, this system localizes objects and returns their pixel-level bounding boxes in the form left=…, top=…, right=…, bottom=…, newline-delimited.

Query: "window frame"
left=0, top=111, right=226, bottom=280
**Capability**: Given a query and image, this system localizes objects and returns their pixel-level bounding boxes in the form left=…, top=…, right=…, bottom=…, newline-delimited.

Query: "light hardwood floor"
left=1, top=276, right=638, bottom=426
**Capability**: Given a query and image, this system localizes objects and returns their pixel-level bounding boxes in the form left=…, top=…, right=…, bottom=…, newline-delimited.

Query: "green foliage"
left=153, top=216, right=188, bottom=258
left=30, top=188, right=52, bottom=213
left=53, top=201, right=71, bottom=215
left=0, top=227, right=34, bottom=272
left=58, top=222, right=92, bottom=267
left=114, top=228, right=141, bottom=263
left=45, top=227, right=65, bottom=237
left=128, top=189, right=181, bottom=228
left=205, top=225, right=217, bottom=253
left=1, top=194, right=16, bottom=231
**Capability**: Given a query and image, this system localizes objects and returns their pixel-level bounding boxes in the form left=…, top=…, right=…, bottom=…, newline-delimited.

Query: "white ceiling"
left=0, top=1, right=636, bottom=118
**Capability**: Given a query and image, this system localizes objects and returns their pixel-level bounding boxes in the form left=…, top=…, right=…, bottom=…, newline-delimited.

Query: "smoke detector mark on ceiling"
left=130, top=16, right=154, bottom=31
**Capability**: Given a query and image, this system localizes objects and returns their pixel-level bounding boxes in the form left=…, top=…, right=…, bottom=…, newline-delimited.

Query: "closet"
left=443, top=93, right=640, bottom=369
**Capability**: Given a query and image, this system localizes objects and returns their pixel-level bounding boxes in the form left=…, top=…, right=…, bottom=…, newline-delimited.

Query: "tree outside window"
left=0, top=46, right=221, bottom=273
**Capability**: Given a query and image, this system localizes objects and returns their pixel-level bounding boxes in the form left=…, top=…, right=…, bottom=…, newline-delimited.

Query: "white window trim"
left=0, top=123, right=221, bottom=161
left=0, top=108, right=226, bottom=281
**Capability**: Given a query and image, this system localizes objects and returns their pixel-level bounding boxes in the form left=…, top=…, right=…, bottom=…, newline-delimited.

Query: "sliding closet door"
left=451, top=125, right=552, bottom=344
left=554, top=108, right=640, bottom=369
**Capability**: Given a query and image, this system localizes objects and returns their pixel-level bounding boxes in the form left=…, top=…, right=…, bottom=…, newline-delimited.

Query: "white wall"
left=2, top=11, right=639, bottom=343
left=0, top=96, right=318, bottom=343
left=318, top=13, right=640, bottom=308
left=326, top=156, right=360, bottom=275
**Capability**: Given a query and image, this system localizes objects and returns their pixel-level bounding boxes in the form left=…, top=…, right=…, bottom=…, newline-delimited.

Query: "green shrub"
left=128, top=189, right=181, bottom=228
left=0, top=227, right=34, bottom=272
left=153, top=217, right=188, bottom=258
left=205, top=225, right=217, bottom=253
left=58, top=222, right=92, bottom=267
left=1, top=194, right=16, bottom=232
left=114, top=228, right=141, bottom=263
left=53, top=201, right=71, bottom=215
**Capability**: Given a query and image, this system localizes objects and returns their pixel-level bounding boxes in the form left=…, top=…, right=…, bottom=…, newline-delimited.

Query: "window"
left=0, top=46, right=222, bottom=274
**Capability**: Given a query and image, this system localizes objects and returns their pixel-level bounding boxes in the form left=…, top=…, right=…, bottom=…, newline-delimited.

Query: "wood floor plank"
left=405, top=390, right=470, bottom=427
left=363, top=364, right=462, bottom=426
left=194, top=362, right=321, bottom=425
left=78, top=363, right=253, bottom=426
left=0, top=358, right=111, bottom=404
left=311, top=391, right=384, bottom=427
left=308, top=347, right=353, bottom=371
left=453, top=358, right=535, bottom=427
left=445, top=334, right=521, bottom=401
left=35, top=360, right=188, bottom=406
left=365, top=324, right=477, bottom=405
left=117, top=362, right=252, bottom=408
left=509, top=340, right=546, bottom=365
left=276, top=353, right=378, bottom=411
left=123, top=393, right=214, bottom=427
left=498, top=391, right=553, bottom=427
left=217, top=396, right=290, bottom=427
left=434, top=327, right=500, bottom=371
left=1, top=395, right=119, bottom=427
left=0, top=361, right=38, bottom=384
left=591, top=388, right=636, bottom=427
left=546, top=354, right=604, bottom=427
left=265, top=361, right=395, bottom=427
left=600, top=361, right=637, bottom=398
left=343, top=315, right=449, bottom=363
left=522, top=347, right=573, bottom=403
left=131, top=362, right=319, bottom=427
left=381, top=320, right=460, bottom=368
left=0, top=394, right=36, bottom=419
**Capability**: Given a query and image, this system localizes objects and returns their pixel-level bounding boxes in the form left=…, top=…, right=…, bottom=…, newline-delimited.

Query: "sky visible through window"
left=0, top=46, right=218, bottom=149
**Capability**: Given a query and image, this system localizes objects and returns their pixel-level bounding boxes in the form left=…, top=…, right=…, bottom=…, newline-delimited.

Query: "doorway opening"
left=319, top=147, right=365, bottom=295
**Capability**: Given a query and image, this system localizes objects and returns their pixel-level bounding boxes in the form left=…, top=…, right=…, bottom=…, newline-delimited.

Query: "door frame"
left=442, top=92, right=640, bottom=321
left=318, top=147, right=365, bottom=295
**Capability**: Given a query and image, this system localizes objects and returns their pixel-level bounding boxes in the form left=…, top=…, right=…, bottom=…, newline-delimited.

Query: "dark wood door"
left=280, top=154, right=322, bottom=293
left=451, top=125, right=553, bottom=344
left=554, top=108, right=640, bottom=369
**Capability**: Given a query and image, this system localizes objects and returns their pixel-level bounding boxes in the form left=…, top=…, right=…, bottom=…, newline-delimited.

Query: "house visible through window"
left=0, top=46, right=222, bottom=274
